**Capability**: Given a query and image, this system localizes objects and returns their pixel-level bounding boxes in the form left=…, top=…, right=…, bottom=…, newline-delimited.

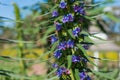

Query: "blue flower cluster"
left=73, top=5, right=85, bottom=15
left=54, top=50, right=62, bottom=59
left=56, top=67, right=70, bottom=77
left=62, top=13, right=74, bottom=23
left=51, top=0, right=91, bottom=79
left=72, top=55, right=87, bottom=63
left=79, top=72, right=91, bottom=80
left=58, top=40, right=74, bottom=50
left=54, top=40, right=74, bottom=59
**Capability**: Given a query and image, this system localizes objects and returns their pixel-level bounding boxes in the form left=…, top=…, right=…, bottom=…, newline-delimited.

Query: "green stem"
left=70, top=69, right=75, bottom=80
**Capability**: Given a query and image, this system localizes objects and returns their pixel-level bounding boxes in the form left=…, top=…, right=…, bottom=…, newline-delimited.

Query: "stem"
left=17, top=34, right=26, bottom=80
left=13, top=3, right=26, bottom=80
left=70, top=69, right=75, bottom=80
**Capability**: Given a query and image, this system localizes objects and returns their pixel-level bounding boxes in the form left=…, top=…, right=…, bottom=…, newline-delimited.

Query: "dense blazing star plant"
left=50, top=0, right=93, bottom=80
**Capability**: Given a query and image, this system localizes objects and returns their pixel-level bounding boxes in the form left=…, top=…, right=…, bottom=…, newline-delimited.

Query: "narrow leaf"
left=75, top=69, right=80, bottom=80
left=67, top=55, right=72, bottom=69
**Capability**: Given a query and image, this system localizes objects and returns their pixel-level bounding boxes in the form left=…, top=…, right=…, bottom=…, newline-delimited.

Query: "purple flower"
left=50, top=35, right=58, bottom=44
left=67, top=40, right=74, bottom=48
left=72, top=55, right=80, bottom=63
left=72, top=27, right=81, bottom=37
left=79, top=72, right=91, bottom=80
left=62, top=15, right=69, bottom=23
left=58, top=41, right=67, bottom=50
left=52, top=63, right=58, bottom=68
left=79, top=72, right=86, bottom=80
left=73, top=5, right=85, bottom=15
left=73, top=5, right=80, bottom=12
left=52, top=10, right=59, bottom=17
left=78, top=7, right=85, bottom=15
left=59, top=1, right=67, bottom=9
left=56, top=67, right=70, bottom=77
left=67, top=13, right=74, bottom=22
left=54, top=50, right=62, bottom=59
left=55, top=23, right=62, bottom=31
left=62, top=13, right=74, bottom=23
left=86, top=76, right=92, bottom=80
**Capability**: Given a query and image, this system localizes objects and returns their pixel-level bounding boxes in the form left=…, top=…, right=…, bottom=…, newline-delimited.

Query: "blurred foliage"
left=0, top=0, right=119, bottom=80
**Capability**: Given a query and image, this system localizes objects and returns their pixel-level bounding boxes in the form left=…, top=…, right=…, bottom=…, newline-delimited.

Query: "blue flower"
left=62, top=15, right=69, bottom=23
left=55, top=23, right=62, bottom=31
left=56, top=67, right=69, bottom=77
left=50, top=35, right=58, bottom=44
left=58, top=41, right=67, bottom=50
left=62, top=13, right=74, bottom=23
left=52, top=10, right=59, bottom=17
left=72, top=27, right=81, bottom=37
left=73, top=5, right=85, bottom=15
left=72, top=55, right=80, bottom=63
left=86, top=76, right=92, bottom=80
left=79, top=72, right=91, bottom=80
left=79, top=72, right=86, bottom=80
left=52, top=63, right=58, bottom=68
left=78, top=7, right=85, bottom=15
left=67, top=13, right=74, bottom=22
left=54, top=50, right=62, bottom=59
left=73, top=5, right=80, bottom=12
left=67, top=40, right=74, bottom=48
left=59, top=1, right=67, bottom=9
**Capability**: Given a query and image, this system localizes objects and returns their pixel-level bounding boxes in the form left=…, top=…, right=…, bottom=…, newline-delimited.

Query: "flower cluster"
left=54, top=50, right=62, bottom=59
left=79, top=72, right=91, bottom=80
left=72, top=27, right=81, bottom=37
left=73, top=5, right=85, bottom=15
left=62, top=13, right=74, bottom=23
left=58, top=39, right=74, bottom=50
left=56, top=67, right=70, bottom=77
left=53, top=39, right=74, bottom=59
left=51, top=0, right=91, bottom=79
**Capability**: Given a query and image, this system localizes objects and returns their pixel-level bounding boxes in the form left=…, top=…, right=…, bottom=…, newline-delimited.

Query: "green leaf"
left=47, top=76, right=58, bottom=80
left=50, top=4, right=59, bottom=12
left=106, top=13, right=120, bottom=22
left=0, top=56, right=13, bottom=62
left=77, top=44, right=98, bottom=67
left=7, top=73, right=33, bottom=79
left=13, top=3, right=21, bottom=21
left=75, top=69, right=80, bottom=80
left=90, top=35, right=107, bottom=41
left=68, top=29, right=75, bottom=39
left=0, top=16, right=14, bottom=21
left=84, top=36, right=93, bottom=43
left=67, top=55, right=72, bottom=69
left=92, top=69, right=115, bottom=80
left=0, top=70, right=12, bottom=77
left=46, top=69, right=57, bottom=77
left=55, top=16, right=62, bottom=22
left=0, top=38, right=33, bottom=44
